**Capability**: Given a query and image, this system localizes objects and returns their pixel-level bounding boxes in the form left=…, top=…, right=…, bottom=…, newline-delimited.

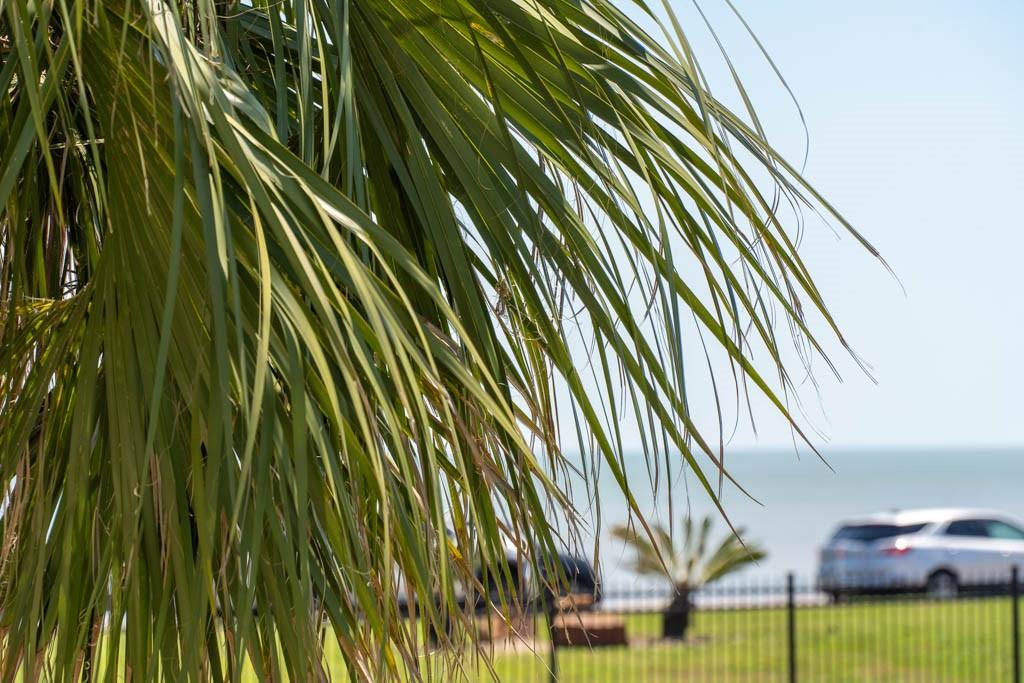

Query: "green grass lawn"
left=462, top=597, right=1020, bottom=682
left=51, top=597, right=1021, bottom=681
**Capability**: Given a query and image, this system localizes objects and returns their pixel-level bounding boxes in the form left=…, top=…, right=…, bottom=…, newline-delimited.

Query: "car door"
left=942, top=519, right=997, bottom=583
left=981, top=519, right=1024, bottom=578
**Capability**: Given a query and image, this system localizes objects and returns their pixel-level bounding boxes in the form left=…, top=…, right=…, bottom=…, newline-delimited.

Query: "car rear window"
left=832, top=523, right=926, bottom=542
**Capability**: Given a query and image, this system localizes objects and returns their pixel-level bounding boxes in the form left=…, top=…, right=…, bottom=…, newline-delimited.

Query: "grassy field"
left=45, top=597, right=1020, bottom=681
left=467, top=596, right=1019, bottom=683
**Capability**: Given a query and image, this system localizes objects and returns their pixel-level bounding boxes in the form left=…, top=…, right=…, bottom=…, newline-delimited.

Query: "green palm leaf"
left=613, top=515, right=767, bottom=590
left=1, top=0, right=868, bottom=678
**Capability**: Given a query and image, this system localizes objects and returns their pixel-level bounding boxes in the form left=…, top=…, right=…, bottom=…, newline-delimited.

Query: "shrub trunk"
left=662, top=585, right=692, bottom=640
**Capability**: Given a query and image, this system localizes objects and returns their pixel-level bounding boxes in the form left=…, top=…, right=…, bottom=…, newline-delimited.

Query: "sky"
left=594, top=1, right=1024, bottom=451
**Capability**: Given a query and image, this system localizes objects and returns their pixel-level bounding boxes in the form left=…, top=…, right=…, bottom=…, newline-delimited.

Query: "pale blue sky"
left=601, top=2, right=1024, bottom=450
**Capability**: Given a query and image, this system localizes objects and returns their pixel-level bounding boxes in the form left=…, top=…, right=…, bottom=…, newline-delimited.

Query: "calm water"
left=566, top=447, right=1024, bottom=584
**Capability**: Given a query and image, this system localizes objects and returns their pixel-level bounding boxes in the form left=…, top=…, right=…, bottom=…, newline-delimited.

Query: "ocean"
left=565, top=446, right=1024, bottom=585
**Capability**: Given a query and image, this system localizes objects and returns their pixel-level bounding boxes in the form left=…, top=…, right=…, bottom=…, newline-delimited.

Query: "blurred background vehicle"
left=818, top=508, right=1024, bottom=599
left=477, top=549, right=602, bottom=610
left=398, top=542, right=600, bottom=617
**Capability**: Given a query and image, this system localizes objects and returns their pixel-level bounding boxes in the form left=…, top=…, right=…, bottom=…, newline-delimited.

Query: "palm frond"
left=698, top=526, right=767, bottom=586
left=618, top=515, right=767, bottom=590
left=0, top=0, right=866, bottom=678
left=610, top=523, right=674, bottom=577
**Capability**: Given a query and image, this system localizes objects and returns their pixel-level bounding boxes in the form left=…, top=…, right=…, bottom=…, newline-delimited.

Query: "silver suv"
left=818, top=508, right=1024, bottom=599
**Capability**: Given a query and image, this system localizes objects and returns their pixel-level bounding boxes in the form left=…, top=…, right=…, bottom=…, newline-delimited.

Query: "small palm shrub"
left=612, top=515, right=767, bottom=639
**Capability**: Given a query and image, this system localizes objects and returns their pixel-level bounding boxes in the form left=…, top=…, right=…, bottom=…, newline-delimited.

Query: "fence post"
left=547, top=597, right=558, bottom=683
left=1013, top=565, right=1020, bottom=683
left=787, top=572, right=797, bottom=683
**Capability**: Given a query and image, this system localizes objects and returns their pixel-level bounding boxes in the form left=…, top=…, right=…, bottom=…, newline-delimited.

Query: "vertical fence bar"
left=787, top=573, right=797, bottom=683
left=547, top=597, right=558, bottom=683
left=1012, top=566, right=1020, bottom=683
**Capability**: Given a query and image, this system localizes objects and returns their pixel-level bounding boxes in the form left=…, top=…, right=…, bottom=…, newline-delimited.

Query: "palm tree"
left=0, top=0, right=873, bottom=678
left=612, top=516, right=767, bottom=639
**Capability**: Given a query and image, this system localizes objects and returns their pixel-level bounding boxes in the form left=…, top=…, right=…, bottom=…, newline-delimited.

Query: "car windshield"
left=832, top=523, right=927, bottom=542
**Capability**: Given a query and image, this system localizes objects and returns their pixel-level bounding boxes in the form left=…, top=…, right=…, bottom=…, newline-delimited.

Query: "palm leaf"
left=1, top=0, right=868, bottom=679
left=698, top=526, right=768, bottom=586
left=616, top=516, right=766, bottom=590
left=610, top=523, right=674, bottom=577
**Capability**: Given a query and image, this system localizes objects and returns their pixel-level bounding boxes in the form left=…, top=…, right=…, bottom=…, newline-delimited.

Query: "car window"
left=832, top=523, right=926, bottom=542
left=986, top=521, right=1024, bottom=540
left=944, top=519, right=991, bottom=537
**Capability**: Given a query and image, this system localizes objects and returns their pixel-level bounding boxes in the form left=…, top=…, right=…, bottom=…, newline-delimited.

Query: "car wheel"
left=926, top=571, right=958, bottom=600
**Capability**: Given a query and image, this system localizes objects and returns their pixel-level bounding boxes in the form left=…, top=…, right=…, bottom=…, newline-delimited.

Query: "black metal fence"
left=471, top=567, right=1024, bottom=682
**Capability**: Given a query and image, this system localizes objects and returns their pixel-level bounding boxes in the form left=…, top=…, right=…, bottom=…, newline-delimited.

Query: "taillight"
left=881, top=539, right=911, bottom=556
left=822, top=547, right=846, bottom=560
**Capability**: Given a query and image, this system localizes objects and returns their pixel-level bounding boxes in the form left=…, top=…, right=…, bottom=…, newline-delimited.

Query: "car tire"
left=926, top=570, right=959, bottom=600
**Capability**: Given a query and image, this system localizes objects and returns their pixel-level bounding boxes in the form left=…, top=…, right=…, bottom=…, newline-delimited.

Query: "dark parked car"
left=398, top=549, right=601, bottom=616
left=478, top=550, right=602, bottom=609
